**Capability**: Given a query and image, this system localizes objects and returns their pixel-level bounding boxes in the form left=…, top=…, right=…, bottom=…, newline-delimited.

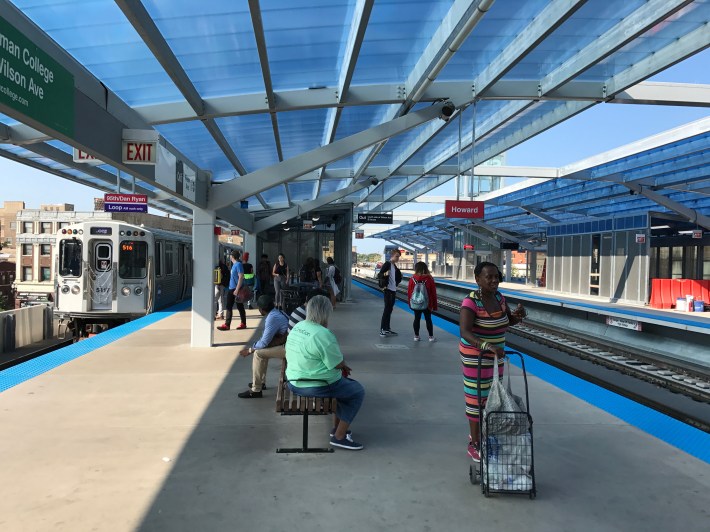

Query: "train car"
left=54, top=220, right=193, bottom=338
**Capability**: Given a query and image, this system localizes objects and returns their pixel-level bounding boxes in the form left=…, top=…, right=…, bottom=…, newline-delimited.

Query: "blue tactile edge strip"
left=0, top=300, right=192, bottom=394
left=354, top=280, right=710, bottom=464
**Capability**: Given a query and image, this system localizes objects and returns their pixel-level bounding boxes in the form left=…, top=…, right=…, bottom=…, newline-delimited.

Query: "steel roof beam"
left=116, top=0, right=249, bottom=178
left=208, top=103, right=448, bottom=210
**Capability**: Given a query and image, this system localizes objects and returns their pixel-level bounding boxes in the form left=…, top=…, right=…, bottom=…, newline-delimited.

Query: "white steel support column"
left=504, top=250, right=512, bottom=282
left=192, top=207, right=217, bottom=348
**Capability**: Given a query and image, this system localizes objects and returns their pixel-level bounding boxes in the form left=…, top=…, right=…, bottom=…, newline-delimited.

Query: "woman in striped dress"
left=459, top=262, right=527, bottom=462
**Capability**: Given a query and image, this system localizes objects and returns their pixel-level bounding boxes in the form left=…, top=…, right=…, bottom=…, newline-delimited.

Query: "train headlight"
left=61, top=285, right=70, bottom=294
left=121, top=287, right=131, bottom=296
left=134, top=287, right=143, bottom=296
left=120, top=231, right=125, bottom=236
left=71, top=285, right=80, bottom=295
left=78, top=229, right=83, bottom=235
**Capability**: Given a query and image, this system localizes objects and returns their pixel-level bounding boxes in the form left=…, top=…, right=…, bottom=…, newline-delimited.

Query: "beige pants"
left=251, top=345, right=286, bottom=391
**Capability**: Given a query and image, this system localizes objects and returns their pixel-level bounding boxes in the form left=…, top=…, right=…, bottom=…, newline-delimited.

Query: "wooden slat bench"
left=275, top=360, right=337, bottom=453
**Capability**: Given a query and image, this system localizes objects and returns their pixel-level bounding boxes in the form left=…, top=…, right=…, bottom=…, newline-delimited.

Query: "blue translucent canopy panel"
left=437, top=0, right=548, bottom=81
left=11, top=0, right=182, bottom=106
left=580, top=2, right=710, bottom=82
left=141, top=0, right=264, bottom=98
left=288, top=181, right=317, bottom=202
left=502, top=0, right=645, bottom=81
left=244, top=196, right=263, bottom=211
left=215, top=114, right=278, bottom=172
left=369, top=119, right=438, bottom=167
left=278, top=108, right=329, bottom=161
left=260, top=185, right=288, bottom=206
left=329, top=104, right=393, bottom=169
left=261, top=0, right=354, bottom=91
left=155, top=122, right=232, bottom=180
left=350, top=0, right=454, bottom=85
left=319, top=178, right=349, bottom=195
left=0, top=113, right=19, bottom=125
left=650, top=48, right=710, bottom=83
left=399, top=175, right=444, bottom=199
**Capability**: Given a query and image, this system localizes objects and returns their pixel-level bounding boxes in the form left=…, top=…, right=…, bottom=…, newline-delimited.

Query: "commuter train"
left=54, top=220, right=197, bottom=339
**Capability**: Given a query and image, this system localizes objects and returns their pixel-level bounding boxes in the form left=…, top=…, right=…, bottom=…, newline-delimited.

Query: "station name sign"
left=0, top=15, right=74, bottom=137
left=445, top=200, right=484, bottom=219
left=104, top=193, right=148, bottom=213
left=357, top=213, right=393, bottom=224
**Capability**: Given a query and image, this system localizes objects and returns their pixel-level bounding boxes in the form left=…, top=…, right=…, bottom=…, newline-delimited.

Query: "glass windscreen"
left=59, top=239, right=83, bottom=277
left=119, top=241, right=148, bottom=279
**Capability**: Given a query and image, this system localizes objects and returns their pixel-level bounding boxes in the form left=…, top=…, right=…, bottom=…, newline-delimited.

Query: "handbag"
left=236, top=286, right=252, bottom=303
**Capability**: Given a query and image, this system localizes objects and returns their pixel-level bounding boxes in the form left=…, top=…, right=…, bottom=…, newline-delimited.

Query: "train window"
left=165, top=242, right=175, bottom=276
left=155, top=241, right=163, bottom=277
left=59, top=239, right=83, bottom=277
left=119, top=241, right=148, bottom=279
left=95, top=243, right=112, bottom=272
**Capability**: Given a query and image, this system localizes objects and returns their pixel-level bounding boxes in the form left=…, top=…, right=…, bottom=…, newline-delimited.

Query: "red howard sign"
left=445, top=200, right=484, bottom=218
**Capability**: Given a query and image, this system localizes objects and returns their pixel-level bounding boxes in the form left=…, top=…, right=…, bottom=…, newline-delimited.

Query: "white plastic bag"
left=483, top=355, right=529, bottom=436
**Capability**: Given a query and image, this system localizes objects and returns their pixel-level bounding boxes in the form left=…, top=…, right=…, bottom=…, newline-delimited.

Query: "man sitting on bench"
left=286, top=295, right=366, bottom=450
left=239, top=290, right=329, bottom=398
left=237, top=295, right=289, bottom=399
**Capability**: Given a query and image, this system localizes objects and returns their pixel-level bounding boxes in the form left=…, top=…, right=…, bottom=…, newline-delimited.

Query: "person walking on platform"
left=377, top=249, right=402, bottom=336
left=325, top=256, right=340, bottom=309
left=257, top=254, right=272, bottom=295
left=218, top=250, right=247, bottom=331
left=241, top=252, right=257, bottom=309
left=407, top=261, right=438, bottom=342
left=286, top=295, right=365, bottom=450
left=237, top=295, right=289, bottom=398
left=273, top=253, right=289, bottom=310
left=459, top=262, right=526, bottom=462
left=214, top=259, right=230, bottom=320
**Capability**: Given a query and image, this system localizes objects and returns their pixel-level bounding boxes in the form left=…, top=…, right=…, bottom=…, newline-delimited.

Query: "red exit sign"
left=122, top=129, right=158, bottom=165
left=445, top=200, right=484, bottom=219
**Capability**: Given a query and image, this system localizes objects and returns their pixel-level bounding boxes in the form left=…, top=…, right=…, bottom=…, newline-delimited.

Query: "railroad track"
left=353, top=275, right=710, bottom=431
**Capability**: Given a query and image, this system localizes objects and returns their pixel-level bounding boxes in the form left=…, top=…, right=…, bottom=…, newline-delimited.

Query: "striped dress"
left=459, top=290, right=510, bottom=421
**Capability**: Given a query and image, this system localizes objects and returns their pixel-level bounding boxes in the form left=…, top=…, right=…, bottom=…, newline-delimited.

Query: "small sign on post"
left=303, top=220, right=314, bottom=230
left=445, top=200, right=484, bottom=219
left=72, top=148, right=103, bottom=165
left=635, top=234, right=646, bottom=244
left=692, top=230, right=703, bottom=239
left=103, top=193, right=147, bottom=213
left=355, top=231, right=364, bottom=239
left=357, top=213, right=393, bottom=224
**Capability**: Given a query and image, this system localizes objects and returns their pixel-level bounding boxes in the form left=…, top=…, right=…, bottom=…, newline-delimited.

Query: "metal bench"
left=275, top=360, right=337, bottom=453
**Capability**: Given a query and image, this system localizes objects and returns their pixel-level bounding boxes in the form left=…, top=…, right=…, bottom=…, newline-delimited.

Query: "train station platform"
left=1, top=287, right=709, bottom=531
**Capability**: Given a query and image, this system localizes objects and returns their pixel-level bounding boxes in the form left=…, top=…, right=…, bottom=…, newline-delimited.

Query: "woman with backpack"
left=407, top=261, right=438, bottom=342
left=325, top=256, right=340, bottom=309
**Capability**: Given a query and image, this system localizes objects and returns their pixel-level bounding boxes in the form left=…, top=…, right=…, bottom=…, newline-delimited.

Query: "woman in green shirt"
left=286, top=295, right=366, bottom=450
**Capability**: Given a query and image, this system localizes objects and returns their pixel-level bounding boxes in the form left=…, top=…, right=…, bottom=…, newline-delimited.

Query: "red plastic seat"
left=649, top=279, right=664, bottom=309
left=659, top=279, right=674, bottom=309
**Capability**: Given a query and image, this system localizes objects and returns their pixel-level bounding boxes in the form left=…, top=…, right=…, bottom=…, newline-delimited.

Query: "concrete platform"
left=0, top=286, right=708, bottom=532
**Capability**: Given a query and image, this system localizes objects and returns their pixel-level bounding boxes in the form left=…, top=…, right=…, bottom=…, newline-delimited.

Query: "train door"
left=90, top=241, right=113, bottom=310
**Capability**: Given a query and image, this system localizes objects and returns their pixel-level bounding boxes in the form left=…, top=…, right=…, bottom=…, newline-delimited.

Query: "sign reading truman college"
left=357, top=213, right=393, bottom=224
left=0, top=15, right=74, bottom=137
left=445, top=200, right=484, bottom=219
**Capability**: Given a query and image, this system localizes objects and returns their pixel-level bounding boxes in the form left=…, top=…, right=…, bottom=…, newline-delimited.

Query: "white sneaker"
left=428, top=336, right=436, bottom=342
left=414, top=335, right=420, bottom=342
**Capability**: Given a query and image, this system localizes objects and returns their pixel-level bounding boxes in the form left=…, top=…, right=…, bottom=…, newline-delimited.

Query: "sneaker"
left=428, top=336, right=436, bottom=342
left=236, top=323, right=247, bottom=330
left=216, top=324, right=229, bottom=331
left=385, top=329, right=398, bottom=336
left=329, top=435, right=363, bottom=450
left=380, top=330, right=387, bottom=337
left=468, top=442, right=481, bottom=462
left=237, top=389, right=263, bottom=399
left=329, top=428, right=353, bottom=440
left=413, top=335, right=420, bottom=341
left=248, top=382, right=267, bottom=391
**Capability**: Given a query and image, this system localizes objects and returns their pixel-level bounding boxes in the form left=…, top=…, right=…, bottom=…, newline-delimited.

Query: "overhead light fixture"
left=312, top=214, right=320, bottom=221
left=281, top=220, right=288, bottom=225
left=283, top=227, right=290, bottom=231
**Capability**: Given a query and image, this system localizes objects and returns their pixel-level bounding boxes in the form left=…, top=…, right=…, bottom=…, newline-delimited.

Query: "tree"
left=0, top=293, right=9, bottom=312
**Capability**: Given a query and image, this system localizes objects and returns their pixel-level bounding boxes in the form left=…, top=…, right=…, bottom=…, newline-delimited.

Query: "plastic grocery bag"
left=483, top=355, right=529, bottom=436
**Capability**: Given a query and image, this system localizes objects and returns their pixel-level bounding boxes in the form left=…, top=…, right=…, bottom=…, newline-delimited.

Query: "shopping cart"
left=470, top=349, right=536, bottom=499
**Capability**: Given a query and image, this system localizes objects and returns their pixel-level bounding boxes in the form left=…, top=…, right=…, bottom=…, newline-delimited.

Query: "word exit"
left=122, top=141, right=157, bottom=165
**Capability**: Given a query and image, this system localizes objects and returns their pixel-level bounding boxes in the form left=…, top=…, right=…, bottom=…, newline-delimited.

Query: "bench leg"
left=276, top=412, right=334, bottom=454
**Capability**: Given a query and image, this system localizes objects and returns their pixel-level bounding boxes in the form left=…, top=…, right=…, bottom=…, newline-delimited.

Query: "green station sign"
left=0, top=15, right=74, bottom=137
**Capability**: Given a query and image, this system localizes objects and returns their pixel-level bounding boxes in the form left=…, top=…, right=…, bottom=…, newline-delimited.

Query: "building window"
left=40, top=222, right=52, bottom=234
left=10, top=221, right=16, bottom=230
left=22, top=266, right=32, bottom=281
left=40, top=244, right=51, bottom=256
left=59, top=222, right=70, bottom=229
left=23, top=221, right=33, bottom=233
left=22, top=243, right=33, bottom=256
left=41, top=267, right=51, bottom=282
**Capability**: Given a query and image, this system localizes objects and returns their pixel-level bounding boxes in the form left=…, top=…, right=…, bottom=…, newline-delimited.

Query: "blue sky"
left=1, top=51, right=708, bottom=255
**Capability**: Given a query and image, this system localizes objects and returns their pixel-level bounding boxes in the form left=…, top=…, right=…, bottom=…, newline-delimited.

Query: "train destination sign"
left=0, top=15, right=74, bottom=137
left=357, top=213, right=393, bottom=224
left=103, top=193, right=148, bottom=213
left=445, top=200, right=484, bottom=219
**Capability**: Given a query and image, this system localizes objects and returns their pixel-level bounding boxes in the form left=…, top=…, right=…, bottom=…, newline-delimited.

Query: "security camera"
left=370, top=177, right=379, bottom=186
left=440, top=101, right=455, bottom=121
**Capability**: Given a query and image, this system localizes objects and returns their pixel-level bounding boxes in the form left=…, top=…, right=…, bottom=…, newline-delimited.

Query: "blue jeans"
left=288, top=377, right=365, bottom=424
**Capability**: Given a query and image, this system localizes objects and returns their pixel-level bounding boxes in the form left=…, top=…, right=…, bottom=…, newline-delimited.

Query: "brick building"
left=0, top=201, right=26, bottom=262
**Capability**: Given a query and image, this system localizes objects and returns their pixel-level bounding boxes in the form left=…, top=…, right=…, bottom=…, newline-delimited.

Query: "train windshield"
left=119, top=241, right=148, bottom=279
left=59, top=239, right=83, bottom=277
